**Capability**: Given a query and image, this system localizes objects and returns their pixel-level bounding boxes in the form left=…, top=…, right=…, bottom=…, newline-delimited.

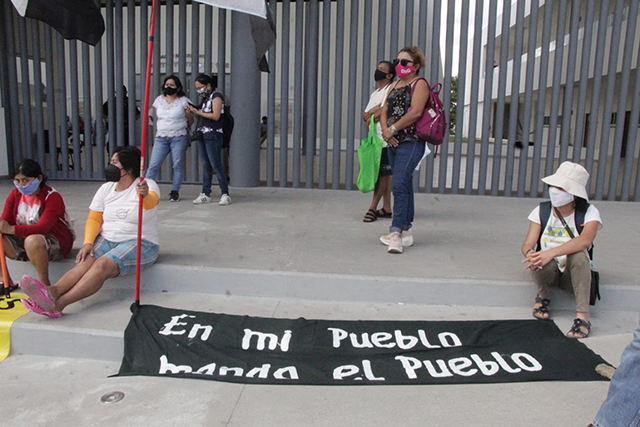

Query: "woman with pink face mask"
left=379, top=46, right=430, bottom=254
left=521, top=161, right=602, bottom=338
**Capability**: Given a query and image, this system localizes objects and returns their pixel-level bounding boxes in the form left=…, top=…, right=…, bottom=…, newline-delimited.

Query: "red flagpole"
left=135, top=0, right=158, bottom=306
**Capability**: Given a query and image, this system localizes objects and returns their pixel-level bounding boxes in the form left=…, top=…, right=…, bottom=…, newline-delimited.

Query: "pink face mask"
left=395, top=63, right=415, bottom=78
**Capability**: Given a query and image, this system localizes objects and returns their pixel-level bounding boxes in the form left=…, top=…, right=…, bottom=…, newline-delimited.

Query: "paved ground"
left=0, top=180, right=638, bottom=426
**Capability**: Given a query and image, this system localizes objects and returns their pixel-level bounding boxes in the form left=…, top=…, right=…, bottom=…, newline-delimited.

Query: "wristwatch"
left=389, top=124, right=398, bottom=135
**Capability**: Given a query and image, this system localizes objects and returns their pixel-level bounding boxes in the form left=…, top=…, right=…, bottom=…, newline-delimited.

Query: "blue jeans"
left=593, top=313, right=640, bottom=427
left=388, top=139, right=425, bottom=234
left=146, top=135, right=189, bottom=193
left=199, top=131, right=228, bottom=196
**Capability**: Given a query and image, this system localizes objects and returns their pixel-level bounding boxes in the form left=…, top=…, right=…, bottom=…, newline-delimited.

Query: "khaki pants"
left=531, top=251, right=591, bottom=313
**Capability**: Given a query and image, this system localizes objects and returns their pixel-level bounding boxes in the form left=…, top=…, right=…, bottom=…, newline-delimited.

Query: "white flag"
left=193, top=0, right=267, bottom=19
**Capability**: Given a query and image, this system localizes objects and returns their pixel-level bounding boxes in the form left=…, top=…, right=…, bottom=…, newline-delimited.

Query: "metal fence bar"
left=115, top=0, right=125, bottom=149
left=344, top=0, right=359, bottom=190
left=68, top=41, right=81, bottom=178
left=82, top=44, right=93, bottom=179
left=55, top=33, right=70, bottom=176
left=529, top=0, right=554, bottom=198
left=43, top=26, right=59, bottom=176
left=463, top=0, right=484, bottom=195
left=331, top=0, right=345, bottom=189
left=1, top=3, right=18, bottom=168
left=203, top=6, right=212, bottom=76
left=543, top=1, right=567, bottom=181
left=625, top=29, right=640, bottom=200
left=490, top=0, right=511, bottom=196
left=451, top=0, right=469, bottom=194
left=317, top=0, right=331, bottom=189
left=266, top=0, right=277, bottom=187
left=188, top=3, right=199, bottom=184
left=422, top=0, right=437, bottom=193
left=217, top=9, right=226, bottom=95
left=178, top=0, right=187, bottom=87
left=572, top=0, right=596, bottom=164
left=607, top=0, right=639, bottom=200
left=17, top=15, right=31, bottom=160
left=292, top=1, right=304, bottom=187
left=595, top=0, right=625, bottom=199
left=166, top=0, right=174, bottom=76
left=280, top=0, right=291, bottom=188
left=584, top=1, right=610, bottom=177
left=404, top=0, right=413, bottom=51
left=558, top=0, right=581, bottom=162
left=359, top=0, right=373, bottom=139
left=94, top=38, right=106, bottom=179
left=503, top=0, right=525, bottom=197
left=376, top=0, right=387, bottom=63
left=516, top=0, right=539, bottom=197
left=105, top=0, right=116, bottom=155
left=389, top=0, right=399, bottom=58
left=304, top=0, right=319, bottom=188
left=439, top=0, right=455, bottom=194
left=128, top=0, right=137, bottom=150
left=31, top=22, right=46, bottom=167
left=478, top=0, right=497, bottom=195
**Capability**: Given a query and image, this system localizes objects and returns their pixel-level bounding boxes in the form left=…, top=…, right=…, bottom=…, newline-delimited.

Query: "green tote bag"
left=356, top=117, right=384, bottom=193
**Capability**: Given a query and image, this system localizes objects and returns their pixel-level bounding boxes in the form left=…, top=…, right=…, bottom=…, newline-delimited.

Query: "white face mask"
left=549, top=187, right=574, bottom=207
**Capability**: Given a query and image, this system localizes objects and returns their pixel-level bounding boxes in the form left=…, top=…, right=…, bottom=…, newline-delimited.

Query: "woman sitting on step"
left=20, top=146, right=160, bottom=317
left=521, top=161, right=602, bottom=338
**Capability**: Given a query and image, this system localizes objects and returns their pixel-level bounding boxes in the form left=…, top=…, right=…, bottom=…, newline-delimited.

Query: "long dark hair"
left=163, top=75, right=186, bottom=97
left=195, top=73, right=218, bottom=89
left=14, top=159, right=46, bottom=187
left=113, top=146, right=141, bottom=178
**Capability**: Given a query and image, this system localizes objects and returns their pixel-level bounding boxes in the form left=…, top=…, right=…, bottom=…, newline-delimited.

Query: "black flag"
left=11, top=0, right=105, bottom=46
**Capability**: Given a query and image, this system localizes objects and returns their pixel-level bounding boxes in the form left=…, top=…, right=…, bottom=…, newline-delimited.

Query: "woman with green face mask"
left=186, top=74, right=231, bottom=206
left=0, top=159, right=75, bottom=288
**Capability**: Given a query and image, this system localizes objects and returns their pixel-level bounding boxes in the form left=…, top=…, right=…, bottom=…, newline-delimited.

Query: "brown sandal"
left=567, top=318, right=591, bottom=338
left=363, top=209, right=377, bottom=223
left=532, top=296, right=551, bottom=320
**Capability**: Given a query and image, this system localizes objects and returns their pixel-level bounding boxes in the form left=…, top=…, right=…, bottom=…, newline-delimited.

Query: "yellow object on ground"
left=0, top=292, right=30, bottom=362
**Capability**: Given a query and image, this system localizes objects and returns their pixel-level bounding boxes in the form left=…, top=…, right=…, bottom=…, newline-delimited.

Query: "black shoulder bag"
left=552, top=207, right=601, bottom=306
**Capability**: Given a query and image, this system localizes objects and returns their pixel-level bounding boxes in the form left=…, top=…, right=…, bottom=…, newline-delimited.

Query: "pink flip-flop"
left=20, top=298, right=62, bottom=318
left=19, top=275, right=56, bottom=312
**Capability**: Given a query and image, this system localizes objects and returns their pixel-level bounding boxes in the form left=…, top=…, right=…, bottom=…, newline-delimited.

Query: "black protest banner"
left=117, top=304, right=609, bottom=385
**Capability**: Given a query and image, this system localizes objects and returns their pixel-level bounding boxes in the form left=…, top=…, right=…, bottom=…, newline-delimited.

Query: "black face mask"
left=374, top=69, right=389, bottom=82
left=104, top=164, right=123, bottom=182
left=163, top=86, right=178, bottom=96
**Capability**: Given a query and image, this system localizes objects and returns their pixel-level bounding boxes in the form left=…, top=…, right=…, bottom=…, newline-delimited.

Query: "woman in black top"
left=379, top=46, right=430, bottom=254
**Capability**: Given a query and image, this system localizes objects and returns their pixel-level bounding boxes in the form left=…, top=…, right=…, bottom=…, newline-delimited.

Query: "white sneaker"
left=219, top=194, right=231, bottom=205
left=193, top=193, right=211, bottom=204
left=380, top=232, right=403, bottom=253
left=380, top=230, right=413, bottom=247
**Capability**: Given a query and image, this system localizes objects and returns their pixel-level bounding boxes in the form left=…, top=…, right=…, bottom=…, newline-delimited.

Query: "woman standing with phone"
left=146, top=75, right=193, bottom=202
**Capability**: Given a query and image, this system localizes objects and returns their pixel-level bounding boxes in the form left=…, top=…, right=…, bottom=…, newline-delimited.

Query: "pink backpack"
left=410, top=78, right=447, bottom=146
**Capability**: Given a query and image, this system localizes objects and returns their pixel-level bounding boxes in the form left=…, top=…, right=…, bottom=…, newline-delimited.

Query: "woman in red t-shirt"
left=0, top=159, right=74, bottom=287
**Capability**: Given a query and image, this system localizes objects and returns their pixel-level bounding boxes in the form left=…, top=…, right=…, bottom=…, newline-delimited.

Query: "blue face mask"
left=14, top=177, right=41, bottom=196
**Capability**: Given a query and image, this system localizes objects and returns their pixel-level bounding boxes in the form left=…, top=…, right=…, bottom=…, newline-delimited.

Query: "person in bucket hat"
left=521, top=161, right=602, bottom=338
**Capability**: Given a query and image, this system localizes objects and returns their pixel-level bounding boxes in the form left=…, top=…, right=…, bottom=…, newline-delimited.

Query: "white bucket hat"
left=541, top=161, right=590, bottom=201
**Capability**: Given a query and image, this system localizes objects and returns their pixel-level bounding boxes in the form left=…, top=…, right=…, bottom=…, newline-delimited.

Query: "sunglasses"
left=393, top=58, right=414, bottom=67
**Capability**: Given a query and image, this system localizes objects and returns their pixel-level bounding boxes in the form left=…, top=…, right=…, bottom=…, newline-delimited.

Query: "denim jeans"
left=199, top=131, right=228, bottom=196
left=593, top=313, right=640, bottom=427
left=388, top=138, right=425, bottom=234
left=146, top=135, right=189, bottom=193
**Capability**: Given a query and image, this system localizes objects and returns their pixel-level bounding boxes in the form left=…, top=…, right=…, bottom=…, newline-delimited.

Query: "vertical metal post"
left=280, top=0, right=290, bottom=187
left=478, top=0, right=497, bottom=195
left=544, top=1, right=568, bottom=179
left=360, top=0, right=373, bottom=140
left=44, top=26, right=58, bottom=176
left=0, top=3, right=16, bottom=170
left=595, top=0, right=624, bottom=200
left=503, top=0, right=525, bottom=197
left=230, top=11, right=260, bottom=187
left=558, top=0, right=581, bottom=162
left=17, top=15, right=31, bottom=160
left=204, top=6, right=212, bottom=75
left=376, top=0, right=387, bottom=62
left=584, top=1, right=610, bottom=177
left=529, top=0, right=554, bottom=198
left=106, top=0, right=116, bottom=155
left=516, top=0, right=539, bottom=197
left=115, top=0, right=125, bottom=149
left=178, top=0, right=187, bottom=87
left=128, top=0, right=137, bottom=149
left=571, top=1, right=596, bottom=163
left=292, top=1, right=304, bottom=187
left=4, top=3, right=20, bottom=166
left=94, top=38, right=106, bottom=179
left=69, top=41, right=81, bottom=178
left=404, top=0, right=414, bottom=49
left=82, top=44, right=93, bottom=179
left=451, top=0, right=469, bottom=194
left=56, top=33, right=69, bottom=176
left=188, top=2, right=200, bottom=184
left=625, top=35, right=640, bottom=200
left=166, top=0, right=174, bottom=76
left=31, top=22, right=46, bottom=167
left=304, top=0, right=319, bottom=188
left=422, top=0, right=437, bottom=193
left=463, top=0, right=484, bottom=195
left=217, top=9, right=226, bottom=95
left=389, top=0, right=400, bottom=59
left=344, top=0, right=359, bottom=190
left=439, top=0, right=455, bottom=194
left=606, top=0, right=638, bottom=201
left=331, top=0, right=345, bottom=189
left=266, top=0, right=277, bottom=187
left=490, top=0, right=511, bottom=195
left=317, top=0, right=332, bottom=189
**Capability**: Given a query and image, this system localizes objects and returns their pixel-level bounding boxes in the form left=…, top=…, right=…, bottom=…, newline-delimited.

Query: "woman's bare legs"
left=24, top=235, right=51, bottom=285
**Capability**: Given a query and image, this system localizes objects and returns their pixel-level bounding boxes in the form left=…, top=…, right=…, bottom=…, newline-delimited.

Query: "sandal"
left=363, top=209, right=377, bottom=223
left=532, top=296, right=551, bottom=320
left=567, top=318, right=591, bottom=339
left=19, top=275, right=55, bottom=312
left=376, top=208, right=392, bottom=218
left=20, top=298, right=62, bottom=318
